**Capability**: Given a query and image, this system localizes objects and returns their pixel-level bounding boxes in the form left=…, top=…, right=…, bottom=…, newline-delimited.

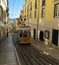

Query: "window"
left=34, top=11, right=36, bottom=18
left=35, top=0, right=37, bottom=9
left=30, top=13, right=31, bottom=18
left=30, top=2, right=32, bottom=11
left=0, top=0, right=1, bottom=3
left=45, top=30, right=50, bottom=39
left=23, top=30, right=27, bottom=37
left=54, top=3, right=59, bottom=18
left=27, top=5, right=29, bottom=12
left=42, top=0, right=45, bottom=6
left=19, top=31, right=22, bottom=37
left=27, top=13, right=28, bottom=18
left=41, top=8, right=45, bottom=18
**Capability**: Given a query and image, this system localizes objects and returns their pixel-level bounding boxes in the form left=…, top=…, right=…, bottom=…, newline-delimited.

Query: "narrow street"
left=0, top=0, right=59, bottom=65
left=12, top=33, right=59, bottom=65
left=0, top=32, right=59, bottom=65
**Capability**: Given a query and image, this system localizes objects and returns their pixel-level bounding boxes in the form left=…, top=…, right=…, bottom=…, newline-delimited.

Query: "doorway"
left=52, top=29, right=58, bottom=46
left=39, top=31, right=44, bottom=41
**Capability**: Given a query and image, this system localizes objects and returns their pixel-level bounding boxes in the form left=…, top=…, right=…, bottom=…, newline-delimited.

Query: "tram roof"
left=20, top=25, right=30, bottom=27
left=19, top=25, right=30, bottom=30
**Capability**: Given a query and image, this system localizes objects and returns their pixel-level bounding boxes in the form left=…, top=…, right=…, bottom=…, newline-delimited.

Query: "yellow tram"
left=17, top=26, right=31, bottom=44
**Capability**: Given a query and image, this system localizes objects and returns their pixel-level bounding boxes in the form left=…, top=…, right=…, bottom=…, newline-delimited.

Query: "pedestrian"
left=7, top=30, right=8, bottom=37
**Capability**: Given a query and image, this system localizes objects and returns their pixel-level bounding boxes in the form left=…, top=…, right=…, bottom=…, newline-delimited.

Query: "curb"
left=14, top=46, right=21, bottom=65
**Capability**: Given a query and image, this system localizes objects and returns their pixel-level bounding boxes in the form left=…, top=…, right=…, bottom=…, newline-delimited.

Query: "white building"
left=0, top=0, right=8, bottom=41
left=0, top=0, right=8, bottom=23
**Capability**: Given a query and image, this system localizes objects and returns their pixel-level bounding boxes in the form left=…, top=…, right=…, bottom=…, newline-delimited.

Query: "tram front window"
left=23, top=30, right=27, bottom=37
left=20, top=31, right=22, bottom=37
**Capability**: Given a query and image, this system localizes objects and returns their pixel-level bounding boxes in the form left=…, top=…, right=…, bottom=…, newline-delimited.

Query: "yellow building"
left=24, top=0, right=59, bottom=47
left=24, top=0, right=39, bottom=22
left=39, top=0, right=59, bottom=47
left=13, top=18, right=19, bottom=31
left=13, top=18, right=24, bottom=31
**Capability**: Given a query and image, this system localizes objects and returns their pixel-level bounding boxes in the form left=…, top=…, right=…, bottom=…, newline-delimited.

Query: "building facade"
left=0, top=0, right=8, bottom=22
left=24, top=0, right=39, bottom=23
left=13, top=18, right=21, bottom=31
left=0, top=0, right=8, bottom=41
left=24, top=0, right=59, bottom=47
left=39, top=0, right=59, bottom=47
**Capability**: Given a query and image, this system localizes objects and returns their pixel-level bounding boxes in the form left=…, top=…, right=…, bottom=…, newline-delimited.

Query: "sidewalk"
left=0, top=35, right=18, bottom=65
left=31, top=38, right=59, bottom=60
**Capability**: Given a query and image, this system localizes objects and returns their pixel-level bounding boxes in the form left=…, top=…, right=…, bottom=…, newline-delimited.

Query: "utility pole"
left=37, top=0, right=39, bottom=40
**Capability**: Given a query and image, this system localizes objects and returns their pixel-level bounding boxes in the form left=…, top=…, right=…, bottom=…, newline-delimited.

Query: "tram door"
left=39, top=31, right=44, bottom=41
left=52, top=29, right=58, bottom=46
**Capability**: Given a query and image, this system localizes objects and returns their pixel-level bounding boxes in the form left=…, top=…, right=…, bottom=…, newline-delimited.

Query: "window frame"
left=54, top=3, right=59, bottom=18
left=34, top=11, right=37, bottom=18
left=41, top=8, right=45, bottom=18
left=30, top=2, right=32, bottom=11
left=35, top=0, right=37, bottom=9
left=42, top=0, right=45, bottom=6
left=30, top=12, right=31, bottom=18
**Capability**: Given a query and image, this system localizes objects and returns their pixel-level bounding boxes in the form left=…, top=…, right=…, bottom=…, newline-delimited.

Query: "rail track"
left=12, top=33, right=59, bottom=65
left=14, top=43, right=59, bottom=65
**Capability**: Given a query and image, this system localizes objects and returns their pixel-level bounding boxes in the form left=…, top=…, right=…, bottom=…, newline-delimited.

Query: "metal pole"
left=37, top=0, right=39, bottom=40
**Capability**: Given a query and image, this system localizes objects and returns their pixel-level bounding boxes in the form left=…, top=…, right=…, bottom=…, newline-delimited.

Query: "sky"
left=8, top=0, right=25, bottom=19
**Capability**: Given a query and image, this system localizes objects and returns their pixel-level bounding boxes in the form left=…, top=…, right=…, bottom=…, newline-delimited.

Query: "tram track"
left=30, top=45, right=59, bottom=65
left=14, top=43, right=33, bottom=65
left=23, top=45, right=51, bottom=65
left=14, top=43, right=29, bottom=65
left=14, top=44, right=59, bottom=65
left=20, top=45, right=44, bottom=65
left=23, top=45, right=58, bottom=65
left=19, top=46, right=32, bottom=65
left=12, top=34, right=59, bottom=65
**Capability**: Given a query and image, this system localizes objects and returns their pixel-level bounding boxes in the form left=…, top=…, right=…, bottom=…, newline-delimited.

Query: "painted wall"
left=45, top=0, right=54, bottom=22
